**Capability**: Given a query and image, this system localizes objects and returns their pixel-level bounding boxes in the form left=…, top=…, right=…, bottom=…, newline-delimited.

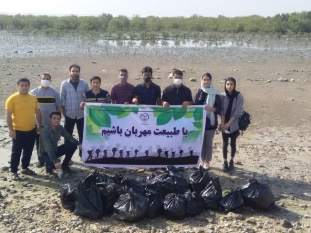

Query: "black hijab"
left=224, top=78, right=240, bottom=126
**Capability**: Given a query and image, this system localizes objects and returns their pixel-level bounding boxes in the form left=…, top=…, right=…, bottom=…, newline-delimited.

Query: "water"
left=0, top=31, right=310, bottom=62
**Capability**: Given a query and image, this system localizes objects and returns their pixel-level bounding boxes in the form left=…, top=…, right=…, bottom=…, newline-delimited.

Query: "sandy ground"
left=0, top=55, right=311, bottom=233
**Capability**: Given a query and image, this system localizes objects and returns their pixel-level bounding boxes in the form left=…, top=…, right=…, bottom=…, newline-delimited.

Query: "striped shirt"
left=30, top=87, right=61, bottom=126
left=60, top=79, right=90, bottom=119
left=83, top=89, right=111, bottom=103
left=111, top=83, right=135, bottom=104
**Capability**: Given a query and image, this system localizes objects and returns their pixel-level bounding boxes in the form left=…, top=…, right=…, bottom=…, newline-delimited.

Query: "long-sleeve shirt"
left=60, top=79, right=89, bottom=119
left=220, top=92, right=244, bottom=133
left=39, top=124, right=80, bottom=163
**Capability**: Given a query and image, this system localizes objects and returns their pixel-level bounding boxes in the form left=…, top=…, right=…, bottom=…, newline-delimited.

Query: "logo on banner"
left=140, top=113, right=149, bottom=125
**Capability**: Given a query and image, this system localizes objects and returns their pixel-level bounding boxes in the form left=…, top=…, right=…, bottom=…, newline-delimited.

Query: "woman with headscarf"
left=194, top=72, right=221, bottom=170
left=219, top=77, right=243, bottom=171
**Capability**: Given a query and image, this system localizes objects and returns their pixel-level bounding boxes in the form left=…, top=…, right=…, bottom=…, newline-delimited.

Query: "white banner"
left=82, top=104, right=206, bottom=168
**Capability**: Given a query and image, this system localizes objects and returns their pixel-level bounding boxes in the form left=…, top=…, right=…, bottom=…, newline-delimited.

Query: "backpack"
left=239, top=111, right=251, bottom=131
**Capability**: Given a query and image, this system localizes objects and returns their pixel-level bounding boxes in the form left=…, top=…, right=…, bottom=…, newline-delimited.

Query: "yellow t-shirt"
left=5, top=93, right=39, bottom=131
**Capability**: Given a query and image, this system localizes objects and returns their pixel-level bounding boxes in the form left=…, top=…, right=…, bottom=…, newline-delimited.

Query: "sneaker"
left=46, top=167, right=55, bottom=175
left=36, top=160, right=44, bottom=168
left=62, top=166, right=77, bottom=174
left=203, top=161, right=210, bottom=170
left=229, top=160, right=234, bottom=171
left=57, top=168, right=64, bottom=179
left=223, top=161, right=229, bottom=172
left=12, top=173, right=21, bottom=181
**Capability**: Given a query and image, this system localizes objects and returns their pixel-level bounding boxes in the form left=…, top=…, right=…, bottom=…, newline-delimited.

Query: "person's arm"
left=6, top=110, right=15, bottom=139
left=181, top=88, right=193, bottom=108
left=61, top=126, right=80, bottom=145
left=35, top=108, right=42, bottom=133
left=60, top=82, right=66, bottom=117
left=156, top=86, right=162, bottom=105
left=110, top=86, right=116, bottom=104
left=40, top=129, right=60, bottom=164
left=106, top=92, right=111, bottom=104
left=55, top=90, right=62, bottom=113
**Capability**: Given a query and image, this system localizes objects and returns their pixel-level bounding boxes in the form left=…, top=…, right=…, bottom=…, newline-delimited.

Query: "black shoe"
left=62, top=166, right=77, bottom=174
left=223, top=161, right=229, bottom=172
left=46, top=167, right=55, bottom=175
left=36, top=160, right=44, bottom=168
left=229, top=160, right=234, bottom=171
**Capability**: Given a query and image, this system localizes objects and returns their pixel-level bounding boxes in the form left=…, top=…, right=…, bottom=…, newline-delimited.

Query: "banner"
left=82, top=104, right=206, bottom=168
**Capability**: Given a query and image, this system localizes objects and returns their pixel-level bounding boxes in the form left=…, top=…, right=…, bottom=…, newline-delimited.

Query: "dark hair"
left=119, top=68, right=128, bottom=74
left=225, top=77, right=236, bottom=90
left=173, top=69, right=183, bottom=76
left=69, top=64, right=81, bottom=72
left=201, top=72, right=212, bottom=80
left=17, top=78, right=30, bottom=85
left=49, top=111, right=61, bottom=118
left=90, top=76, right=101, bottom=83
left=142, top=66, right=153, bottom=75
left=41, top=72, right=51, bottom=79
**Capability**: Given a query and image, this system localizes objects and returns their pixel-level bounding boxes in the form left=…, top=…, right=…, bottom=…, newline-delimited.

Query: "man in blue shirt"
left=132, top=66, right=161, bottom=105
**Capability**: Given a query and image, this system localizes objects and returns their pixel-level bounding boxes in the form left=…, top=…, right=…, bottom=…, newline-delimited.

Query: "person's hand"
left=124, top=102, right=129, bottom=104
left=223, top=123, right=230, bottom=130
left=163, top=101, right=170, bottom=108
left=9, top=130, right=16, bottom=139
left=36, top=125, right=41, bottom=134
left=55, top=162, right=62, bottom=169
left=204, top=105, right=214, bottom=112
left=182, top=101, right=190, bottom=108
left=80, top=102, right=86, bottom=110
left=132, top=98, right=139, bottom=105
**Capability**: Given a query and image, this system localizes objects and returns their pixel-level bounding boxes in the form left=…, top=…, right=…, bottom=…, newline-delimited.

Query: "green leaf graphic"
left=89, top=107, right=111, bottom=127
left=102, top=106, right=123, bottom=116
left=193, top=122, right=202, bottom=129
left=184, top=111, right=193, bottom=118
left=182, top=130, right=200, bottom=143
left=152, top=107, right=171, bottom=117
left=117, top=111, right=131, bottom=119
left=172, top=108, right=187, bottom=120
left=157, top=111, right=173, bottom=125
left=86, top=124, right=107, bottom=142
left=193, top=107, right=203, bottom=121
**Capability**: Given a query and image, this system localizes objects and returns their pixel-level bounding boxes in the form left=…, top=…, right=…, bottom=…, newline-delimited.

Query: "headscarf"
left=201, top=72, right=220, bottom=126
left=224, top=77, right=240, bottom=130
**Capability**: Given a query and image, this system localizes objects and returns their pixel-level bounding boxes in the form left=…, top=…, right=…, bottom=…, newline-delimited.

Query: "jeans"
left=40, top=142, right=77, bottom=170
left=11, top=128, right=36, bottom=173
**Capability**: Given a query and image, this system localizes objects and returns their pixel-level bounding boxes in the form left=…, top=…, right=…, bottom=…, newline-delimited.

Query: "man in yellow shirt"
left=5, top=78, right=42, bottom=181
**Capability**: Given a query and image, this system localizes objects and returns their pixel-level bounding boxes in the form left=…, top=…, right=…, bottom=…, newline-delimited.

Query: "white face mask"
left=41, top=80, right=51, bottom=87
left=173, top=79, right=182, bottom=86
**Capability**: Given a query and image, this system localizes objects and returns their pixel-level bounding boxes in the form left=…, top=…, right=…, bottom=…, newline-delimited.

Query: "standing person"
left=30, top=72, right=61, bottom=167
left=162, top=69, right=193, bottom=108
left=194, top=72, right=221, bottom=170
left=60, top=64, right=89, bottom=156
left=80, top=76, right=111, bottom=108
left=132, top=66, right=161, bottom=105
left=39, top=111, right=82, bottom=175
left=111, top=69, right=135, bottom=104
left=5, top=78, right=42, bottom=181
left=219, top=77, right=243, bottom=171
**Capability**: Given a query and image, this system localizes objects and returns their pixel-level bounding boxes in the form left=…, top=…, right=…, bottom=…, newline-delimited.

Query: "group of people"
left=5, top=64, right=243, bottom=181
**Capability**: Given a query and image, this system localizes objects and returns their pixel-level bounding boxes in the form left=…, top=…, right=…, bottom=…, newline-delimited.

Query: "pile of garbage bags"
left=60, top=166, right=275, bottom=221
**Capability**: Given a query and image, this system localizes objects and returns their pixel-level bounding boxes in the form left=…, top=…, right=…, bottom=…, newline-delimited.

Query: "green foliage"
left=0, top=11, right=310, bottom=36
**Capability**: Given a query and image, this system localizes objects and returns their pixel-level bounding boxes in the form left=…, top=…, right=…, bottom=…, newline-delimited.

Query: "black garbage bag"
left=60, top=183, right=76, bottom=212
left=183, top=190, right=204, bottom=217
left=240, top=179, right=275, bottom=210
left=146, top=192, right=163, bottom=219
left=200, top=177, right=222, bottom=210
left=113, top=191, right=149, bottom=222
left=188, top=166, right=211, bottom=193
left=97, top=182, right=123, bottom=215
left=163, top=193, right=186, bottom=220
left=220, top=189, right=244, bottom=212
left=122, top=177, right=146, bottom=196
left=74, top=170, right=104, bottom=219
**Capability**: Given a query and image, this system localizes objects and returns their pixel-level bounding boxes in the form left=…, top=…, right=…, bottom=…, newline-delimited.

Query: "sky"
left=1, top=0, right=310, bottom=18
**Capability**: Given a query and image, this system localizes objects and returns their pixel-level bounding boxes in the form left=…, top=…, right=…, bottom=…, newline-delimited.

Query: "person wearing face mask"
left=30, top=72, right=61, bottom=169
left=194, top=72, right=221, bottom=170
left=162, top=69, right=193, bottom=108
left=111, top=69, right=135, bottom=104
left=132, top=66, right=161, bottom=105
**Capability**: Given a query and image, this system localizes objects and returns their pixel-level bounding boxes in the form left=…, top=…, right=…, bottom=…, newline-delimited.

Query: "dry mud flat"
left=0, top=53, right=311, bottom=233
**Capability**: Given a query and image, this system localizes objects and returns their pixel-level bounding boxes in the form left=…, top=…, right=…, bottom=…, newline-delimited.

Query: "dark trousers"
left=64, top=116, right=83, bottom=156
left=64, top=116, right=84, bottom=144
left=222, top=130, right=240, bottom=159
left=35, top=125, right=45, bottom=159
left=40, top=143, right=77, bottom=170
left=11, top=128, right=37, bottom=173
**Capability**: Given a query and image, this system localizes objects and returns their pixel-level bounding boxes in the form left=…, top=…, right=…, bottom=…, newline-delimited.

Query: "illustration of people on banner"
left=82, top=104, right=206, bottom=168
